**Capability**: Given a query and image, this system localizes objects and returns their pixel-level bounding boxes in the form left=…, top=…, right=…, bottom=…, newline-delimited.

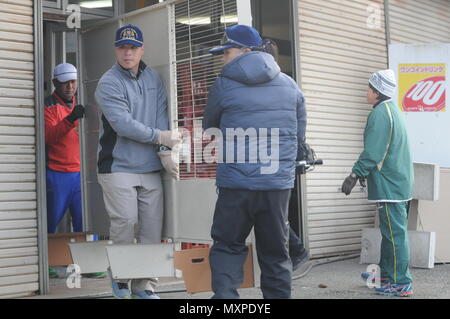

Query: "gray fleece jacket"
left=95, top=61, right=169, bottom=174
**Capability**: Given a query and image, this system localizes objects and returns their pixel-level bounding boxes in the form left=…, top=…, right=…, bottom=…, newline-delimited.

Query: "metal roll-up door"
left=298, top=0, right=388, bottom=257
left=0, top=0, right=38, bottom=298
left=388, top=0, right=450, bottom=44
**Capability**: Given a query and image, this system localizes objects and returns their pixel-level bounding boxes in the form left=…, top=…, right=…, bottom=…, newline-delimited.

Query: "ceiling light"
left=176, top=15, right=239, bottom=26
left=176, top=17, right=211, bottom=25
left=221, top=15, right=238, bottom=23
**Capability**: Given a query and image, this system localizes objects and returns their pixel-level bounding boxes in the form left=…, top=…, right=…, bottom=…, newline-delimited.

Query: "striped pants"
left=377, top=201, right=413, bottom=285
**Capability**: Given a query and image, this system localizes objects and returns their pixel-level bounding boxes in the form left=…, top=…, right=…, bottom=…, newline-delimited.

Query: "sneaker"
left=83, top=272, right=108, bottom=279
left=49, top=267, right=59, bottom=279
left=361, top=272, right=391, bottom=286
left=132, top=290, right=161, bottom=299
left=292, top=249, right=310, bottom=271
left=376, top=283, right=414, bottom=297
left=112, top=282, right=132, bottom=299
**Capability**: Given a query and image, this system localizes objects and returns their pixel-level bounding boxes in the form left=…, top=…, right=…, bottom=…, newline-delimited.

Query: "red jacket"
left=44, top=92, right=80, bottom=172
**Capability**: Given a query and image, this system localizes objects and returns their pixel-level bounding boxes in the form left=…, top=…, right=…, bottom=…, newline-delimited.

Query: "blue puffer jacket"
left=202, top=51, right=306, bottom=190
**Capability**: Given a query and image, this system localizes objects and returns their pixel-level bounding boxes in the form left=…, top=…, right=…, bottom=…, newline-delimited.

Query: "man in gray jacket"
left=95, top=24, right=179, bottom=299
left=203, top=25, right=307, bottom=299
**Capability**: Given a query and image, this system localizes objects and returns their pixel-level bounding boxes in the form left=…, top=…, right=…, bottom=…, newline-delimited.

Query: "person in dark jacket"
left=203, top=25, right=307, bottom=299
left=262, top=38, right=310, bottom=272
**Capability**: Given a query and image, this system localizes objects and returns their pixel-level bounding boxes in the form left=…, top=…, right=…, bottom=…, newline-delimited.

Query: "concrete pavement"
left=28, top=255, right=450, bottom=299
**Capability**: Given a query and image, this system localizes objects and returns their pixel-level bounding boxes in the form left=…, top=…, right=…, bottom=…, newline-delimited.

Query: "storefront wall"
left=0, top=0, right=39, bottom=298
left=297, top=0, right=388, bottom=257
left=298, top=0, right=450, bottom=258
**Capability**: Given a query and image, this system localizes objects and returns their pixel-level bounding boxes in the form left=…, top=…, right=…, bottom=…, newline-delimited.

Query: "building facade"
left=0, top=0, right=448, bottom=297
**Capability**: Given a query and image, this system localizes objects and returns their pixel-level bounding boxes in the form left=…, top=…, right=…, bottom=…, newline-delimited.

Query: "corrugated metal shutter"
left=389, top=0, right=450, bottom=43
left=297, top=0, right=388, bottom=257
left=0, top=0, right=38, bottom=298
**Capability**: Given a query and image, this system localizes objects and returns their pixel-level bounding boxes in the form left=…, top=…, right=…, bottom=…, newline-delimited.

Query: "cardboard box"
left=48, top=232, right=89, bottom=266
left=174, top=245, right=254, bottom=293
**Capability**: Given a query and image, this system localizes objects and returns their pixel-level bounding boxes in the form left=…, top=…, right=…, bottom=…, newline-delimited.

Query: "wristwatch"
left=158, top=145, right=171, bottom=152
left=350, top=172, right=358, bottom=179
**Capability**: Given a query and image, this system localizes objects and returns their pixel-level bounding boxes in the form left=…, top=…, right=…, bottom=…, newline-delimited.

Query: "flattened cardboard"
left=48, top=232, right=87, bottom=266
left=174, top=245, right=254, bottom=293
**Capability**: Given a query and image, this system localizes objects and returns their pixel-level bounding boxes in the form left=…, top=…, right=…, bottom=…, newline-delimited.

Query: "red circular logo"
left=402, top=75, right=446, bottom=112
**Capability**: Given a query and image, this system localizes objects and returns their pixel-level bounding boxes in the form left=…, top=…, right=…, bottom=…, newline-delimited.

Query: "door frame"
left=250, top=0, right=308, bottom=249
left=36, top=3, right=114, bottom=295
left=35, top=0, right=49, bottom=296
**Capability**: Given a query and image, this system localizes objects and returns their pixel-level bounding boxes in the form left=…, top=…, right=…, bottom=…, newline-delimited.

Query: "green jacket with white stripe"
left=352, top=99, right=414, bottom=202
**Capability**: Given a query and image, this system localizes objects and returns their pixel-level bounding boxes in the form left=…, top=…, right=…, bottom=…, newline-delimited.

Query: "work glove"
left=158, top=150, right=179, bottom=179
left=159, top=130, right=182, bottom=149
left=341, top=172, right=358, bottom=195
left=66, top=104, right=85, bottom=123
left=359, top=177, right=366, bottom=188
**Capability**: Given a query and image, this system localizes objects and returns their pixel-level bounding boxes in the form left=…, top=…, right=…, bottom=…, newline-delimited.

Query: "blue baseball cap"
left=114, top=24, right=144, bottom=47
left=209, top=24, right=263, bottom=55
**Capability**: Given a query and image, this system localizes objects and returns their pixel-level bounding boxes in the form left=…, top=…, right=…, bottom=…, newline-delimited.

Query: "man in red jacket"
left=45, top=63, right=107, bottom=280
left=44, top=63, right=85, bottom=236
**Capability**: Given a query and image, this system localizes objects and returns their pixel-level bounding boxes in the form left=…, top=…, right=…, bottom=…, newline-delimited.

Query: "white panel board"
left=360, top=228, right=436, bottom=269
left=106, top=243, right=175, bottom=280
left=68, top=241, right=113, bottom=274
left=389, top=43, right=450, bottom=168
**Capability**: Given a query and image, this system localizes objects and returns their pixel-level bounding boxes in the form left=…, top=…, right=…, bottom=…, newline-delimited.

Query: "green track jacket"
left=352, top=99, right=414, bottom=202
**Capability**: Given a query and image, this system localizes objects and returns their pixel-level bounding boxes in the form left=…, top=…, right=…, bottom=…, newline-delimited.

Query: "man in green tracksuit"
left=341, top=69, right=414, bottom=297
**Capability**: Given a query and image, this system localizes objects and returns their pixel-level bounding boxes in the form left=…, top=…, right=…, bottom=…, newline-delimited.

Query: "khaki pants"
left=98, top=172, right=163, bottom=291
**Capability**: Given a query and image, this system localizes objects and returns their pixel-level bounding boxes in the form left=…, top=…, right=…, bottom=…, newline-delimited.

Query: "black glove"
left=359, top=177, right=366, bottom=188
left=341, top=173, right=358, bottom=195
left=66, top=104, right=85, bottom=123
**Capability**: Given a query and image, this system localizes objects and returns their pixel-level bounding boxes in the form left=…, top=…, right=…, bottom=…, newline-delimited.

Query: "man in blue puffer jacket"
left=203, top=25, right=307, bottom=299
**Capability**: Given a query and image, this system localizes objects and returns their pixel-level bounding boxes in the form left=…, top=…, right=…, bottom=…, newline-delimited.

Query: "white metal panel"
left=106, top=243, right=176, bottom=280
left=389, top=0, right=450, bottom=44
left=298, top=0, right=387, bottom=257
left=0, top=0, right=37, bottom=298
left=69, top=241, right=113, bottom=274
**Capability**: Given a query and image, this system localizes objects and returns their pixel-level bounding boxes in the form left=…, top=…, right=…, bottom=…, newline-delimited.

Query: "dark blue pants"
left=289, top=226, right=304, bottom=257
left=209, top=188, right=292, bottom=299
left=46, top=169, right=83, bottom=233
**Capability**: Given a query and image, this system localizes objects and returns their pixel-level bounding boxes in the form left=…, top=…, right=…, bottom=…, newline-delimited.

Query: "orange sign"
left=398, top=64, right=446, bottom=112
